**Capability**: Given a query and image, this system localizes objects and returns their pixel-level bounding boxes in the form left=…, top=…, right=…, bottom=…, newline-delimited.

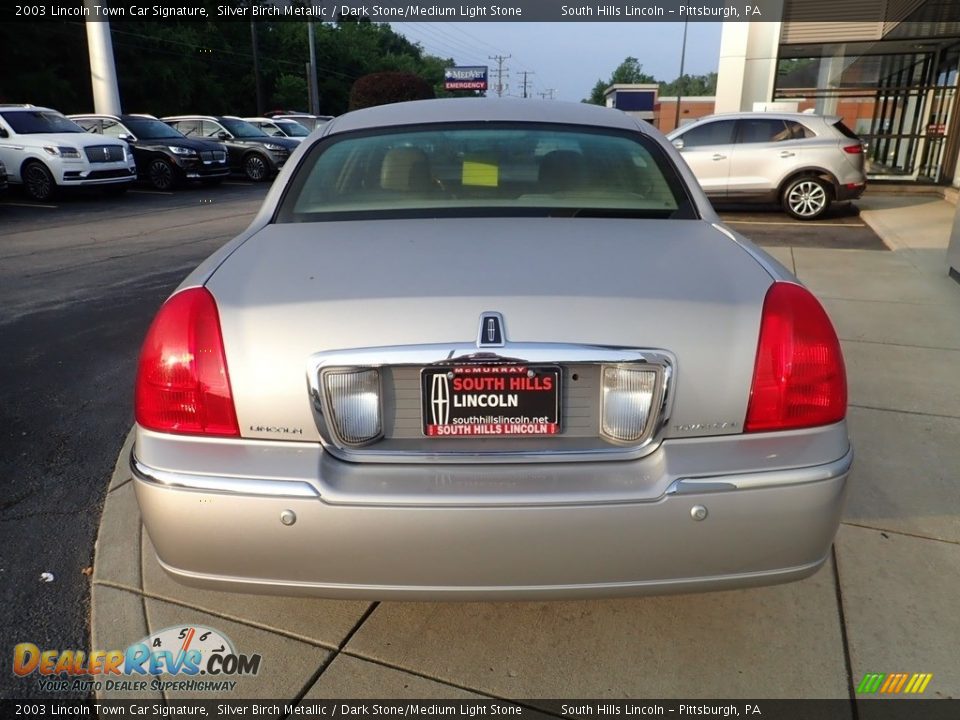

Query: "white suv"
left=0, top=104, right=137, bottom=201
left=667, top=112, right=867, bottom=220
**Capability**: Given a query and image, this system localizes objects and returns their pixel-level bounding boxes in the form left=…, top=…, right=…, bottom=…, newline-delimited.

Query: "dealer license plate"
left=421, top=364, right=561, bottom=437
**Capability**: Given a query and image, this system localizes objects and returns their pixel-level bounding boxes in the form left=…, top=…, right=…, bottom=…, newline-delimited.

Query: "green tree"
left=349, top=71, right=434, bottom=111
left=272, top=74, right=308, bottom=110
left=583, top=57, right=658, bottom=105
left=659, top=72, right=718, bottom=97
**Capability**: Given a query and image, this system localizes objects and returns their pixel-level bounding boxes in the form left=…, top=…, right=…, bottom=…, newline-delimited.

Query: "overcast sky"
left=390, top=22, right=722, bottom=101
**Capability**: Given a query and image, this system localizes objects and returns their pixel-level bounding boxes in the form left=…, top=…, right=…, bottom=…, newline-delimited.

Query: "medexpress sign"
left=445, top=66, right=488, bottom=91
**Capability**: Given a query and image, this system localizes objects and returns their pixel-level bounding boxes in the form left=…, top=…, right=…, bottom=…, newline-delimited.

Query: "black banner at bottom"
left=2, top=699, right=959, bottom=720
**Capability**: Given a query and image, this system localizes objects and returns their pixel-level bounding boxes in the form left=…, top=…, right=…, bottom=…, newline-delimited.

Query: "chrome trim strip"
left=306, top=342, right=675, bottom=464
left=130, top=451, right=321, bottom=498
left=666, top=447, right=853, bottom=495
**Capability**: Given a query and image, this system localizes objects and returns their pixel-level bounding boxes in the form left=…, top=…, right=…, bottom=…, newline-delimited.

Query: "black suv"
left=161, top=115, right=298, bottom=181
left=70, top=114, right=229, bottom=191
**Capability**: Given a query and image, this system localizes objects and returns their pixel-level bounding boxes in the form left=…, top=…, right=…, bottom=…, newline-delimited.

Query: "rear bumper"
left=132, top=430, right=852, bottom=600
left=836, top=181, right=866, bottom=201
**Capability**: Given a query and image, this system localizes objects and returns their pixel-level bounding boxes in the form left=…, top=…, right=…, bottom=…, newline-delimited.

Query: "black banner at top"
left=2, top=0, right=950, bottom=23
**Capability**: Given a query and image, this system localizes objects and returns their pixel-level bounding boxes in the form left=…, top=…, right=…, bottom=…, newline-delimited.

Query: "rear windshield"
left=220, top=118, right=268, bottom=139
left=1, top=110, right=84, bottom=134
left=277, top=121, right=309, bottom=137
left=276, top=123, right=695, bottom=222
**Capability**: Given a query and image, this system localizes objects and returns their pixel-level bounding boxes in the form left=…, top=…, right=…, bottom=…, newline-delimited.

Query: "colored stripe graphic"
left=857, top=672, right=932, bottom=694
left=856, top=674, right=885, bottom=693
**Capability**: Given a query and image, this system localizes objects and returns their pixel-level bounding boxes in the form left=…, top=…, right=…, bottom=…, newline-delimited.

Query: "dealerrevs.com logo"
left=13, top=625, right=262, bottom=693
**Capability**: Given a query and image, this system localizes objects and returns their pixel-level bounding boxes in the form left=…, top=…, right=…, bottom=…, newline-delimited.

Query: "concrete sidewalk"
left=90, top=193, right=960, bottom=702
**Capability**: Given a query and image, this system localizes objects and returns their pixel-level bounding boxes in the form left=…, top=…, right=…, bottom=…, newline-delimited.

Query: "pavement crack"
left=108, top=477, right=133, bottom=494
left=840, top=521, right=960, bottom=546
left=281, top=602, right=381, bottom=715
left=831, top=544, right=859, bottom=717
left=848, top=404, right=960, bottom=421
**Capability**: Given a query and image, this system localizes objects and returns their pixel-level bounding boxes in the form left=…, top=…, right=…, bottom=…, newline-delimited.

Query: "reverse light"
left=135, top=287, right=239, bottom=436
left=601, top=365, right=657, bottom=442
left=745, top=283, right=847, bottom=432
left=324, top=369, right=382, bottom=445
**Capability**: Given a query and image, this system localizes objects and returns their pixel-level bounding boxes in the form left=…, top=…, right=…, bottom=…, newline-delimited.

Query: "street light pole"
left=674, top=21, right=688, bottom=131
left=307, top=21, right=320, bottom=115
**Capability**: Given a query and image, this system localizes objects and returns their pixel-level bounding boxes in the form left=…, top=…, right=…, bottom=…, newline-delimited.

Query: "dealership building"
left=715, top=0, right=960, bottom=188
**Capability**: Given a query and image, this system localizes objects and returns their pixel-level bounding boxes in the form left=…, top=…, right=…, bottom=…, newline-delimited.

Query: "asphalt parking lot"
left=2, top=189, right=958, bottom=706
left=717, top=203, right=888, bottom=250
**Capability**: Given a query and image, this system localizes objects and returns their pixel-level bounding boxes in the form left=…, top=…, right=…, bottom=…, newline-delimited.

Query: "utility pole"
left=520, top=71, right=534, bottom=99
left=488, top=54, right=511, bottom=97
left=250, top=20, right=264, bottom=115
left=307, top=20, right=320, bottom=114
left=674, top=21, right=688, bottom=131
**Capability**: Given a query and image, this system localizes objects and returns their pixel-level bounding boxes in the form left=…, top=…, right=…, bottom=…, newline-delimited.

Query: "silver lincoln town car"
left=132, top=98, right=852, bottom=599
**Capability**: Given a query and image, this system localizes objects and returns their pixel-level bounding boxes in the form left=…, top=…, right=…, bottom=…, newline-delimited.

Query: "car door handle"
left=712, top=154, right=726, bottom=161
left=780, top=151, right=796, bottom=158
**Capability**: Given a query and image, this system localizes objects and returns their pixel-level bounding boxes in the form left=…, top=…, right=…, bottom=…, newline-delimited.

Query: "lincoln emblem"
left=477, top=312, right=505, bottom=347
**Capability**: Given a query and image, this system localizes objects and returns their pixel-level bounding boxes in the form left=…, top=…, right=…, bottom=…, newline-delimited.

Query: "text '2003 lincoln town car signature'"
left=132, top=99, right=852, bottom=599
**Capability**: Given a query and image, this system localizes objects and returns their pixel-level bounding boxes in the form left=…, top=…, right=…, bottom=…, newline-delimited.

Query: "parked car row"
left=0, top=104, right=334, bottom=200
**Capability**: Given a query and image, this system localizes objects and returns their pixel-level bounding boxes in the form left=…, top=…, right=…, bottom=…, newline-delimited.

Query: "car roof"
left=162, top=115, right=223, bottom=121
left=327, top=98, right=645, bottom=135
left=0, top=104, right=58, bottom=114
left=687, top=111, right=838, bottom=123
left=69, top=113, right=121, bottom=121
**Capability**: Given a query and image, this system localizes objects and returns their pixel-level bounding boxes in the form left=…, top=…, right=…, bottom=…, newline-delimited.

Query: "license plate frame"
left=421, top=364, right=561, bottom=438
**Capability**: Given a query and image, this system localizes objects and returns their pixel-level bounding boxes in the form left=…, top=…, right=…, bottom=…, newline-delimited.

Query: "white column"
left=948, top=199, right=960, bottom=280
left=84, top=2, right=121, bottom=115
left=815, top=48, right=846, bottom=116
left=715, top=20, right=783, bottom=113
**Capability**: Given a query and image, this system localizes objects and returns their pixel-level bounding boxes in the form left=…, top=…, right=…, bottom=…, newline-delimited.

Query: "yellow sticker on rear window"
left=462, top=158, right=499, bottom=187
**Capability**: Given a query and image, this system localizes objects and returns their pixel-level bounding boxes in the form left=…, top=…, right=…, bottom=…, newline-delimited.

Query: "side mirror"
left=119, top=133, right=135, bottom=142
left=217, top=131, right=230, bottom=141
left=0, top=128, right=8, bottom=139
left=671, top=138, right=684, bottom=150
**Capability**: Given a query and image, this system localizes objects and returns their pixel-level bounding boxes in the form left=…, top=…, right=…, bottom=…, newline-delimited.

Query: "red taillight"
left=745, top=283, right=847, bottom=433
left=843, top=143, right=862, bottom=154
left=135, top=287, right=239, bottom=437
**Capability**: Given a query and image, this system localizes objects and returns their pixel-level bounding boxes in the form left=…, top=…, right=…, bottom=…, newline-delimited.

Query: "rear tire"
left=782, top=176, right=831, bottom=220
left=243, top=153, right=271, bottom=182
left=22, top=161, right=56, bottom=202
